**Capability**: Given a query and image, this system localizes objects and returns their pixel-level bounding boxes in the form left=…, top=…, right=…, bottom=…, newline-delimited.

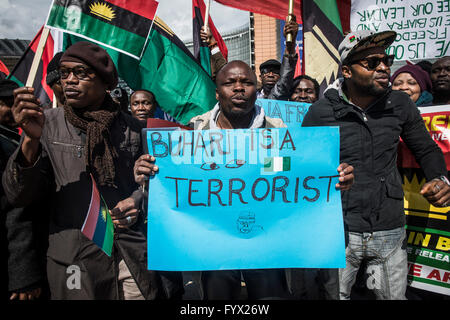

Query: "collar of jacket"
left=325, top=86, right=393, bottom=120
left=208, top=102, right=266, bottom=130
left=0, top=124, right=20, bottom=143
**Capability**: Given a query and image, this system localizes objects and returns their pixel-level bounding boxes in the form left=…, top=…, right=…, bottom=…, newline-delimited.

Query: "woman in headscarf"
left=391, top=64, right=433, bottom=106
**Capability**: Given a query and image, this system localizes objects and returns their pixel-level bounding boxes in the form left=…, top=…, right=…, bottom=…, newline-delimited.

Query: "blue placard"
left=257, top=99, right=311, bottom=128
left=146, top=126, right=345, bottom=271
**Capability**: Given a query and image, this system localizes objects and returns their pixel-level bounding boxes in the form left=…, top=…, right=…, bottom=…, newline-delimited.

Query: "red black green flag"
left=8, top=27, right=59, bottom=108
left=192, top=0, right=228, bottom=76
left=46, top=0, right=159, bottom=59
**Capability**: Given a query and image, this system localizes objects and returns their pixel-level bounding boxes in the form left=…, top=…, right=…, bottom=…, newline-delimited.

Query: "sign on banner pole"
left=26, top=27, right=50, bottom=87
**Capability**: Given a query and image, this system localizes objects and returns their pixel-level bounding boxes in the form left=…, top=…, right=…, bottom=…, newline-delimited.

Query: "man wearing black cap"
left=1, top=79, right=48, bottom=300
left=302, top=30, right=450, bottom=300
left=256, top=15, right=299, bottom=101
left=2, top=42, right=182, bottom=300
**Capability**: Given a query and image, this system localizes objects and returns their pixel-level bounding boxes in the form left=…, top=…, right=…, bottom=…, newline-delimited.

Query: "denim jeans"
left=339, top=226, right=408, bottom=300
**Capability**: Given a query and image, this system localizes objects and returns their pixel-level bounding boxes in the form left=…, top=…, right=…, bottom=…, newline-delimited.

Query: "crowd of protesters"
left=1, top=12, right=450, bottom=300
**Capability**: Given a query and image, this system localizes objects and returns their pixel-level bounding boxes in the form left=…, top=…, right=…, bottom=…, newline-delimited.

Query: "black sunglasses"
left=349, top=54, right=395, bottom=70
left=59, top=66, right=94, bottom=80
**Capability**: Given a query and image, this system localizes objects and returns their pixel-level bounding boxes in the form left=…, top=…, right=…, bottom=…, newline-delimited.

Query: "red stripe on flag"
left=82, top=175, right=101, bottom=240
left=215, top=0, right=302, bottom=23
left=0, top=59, right=9, bottom=76
left=28, top=27, right=55, bottom=103
left=41, top=31, right=55, bottom=103
left=336, top=0, right=351, bottom=34
left=294, top=44, right=302, bottom=77
left=104, top=0, right=158, bottom=21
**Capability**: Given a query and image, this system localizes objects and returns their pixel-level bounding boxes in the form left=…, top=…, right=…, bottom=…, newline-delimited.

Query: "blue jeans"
left=339, top=227, right=408, bottom=300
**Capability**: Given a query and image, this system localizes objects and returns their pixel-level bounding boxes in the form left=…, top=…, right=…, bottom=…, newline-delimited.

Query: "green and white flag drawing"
left=264, top=157, right=291, bottom=172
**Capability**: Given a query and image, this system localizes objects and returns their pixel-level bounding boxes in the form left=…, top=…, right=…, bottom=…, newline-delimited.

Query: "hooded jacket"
left=302, top=79, right=446, bottom=232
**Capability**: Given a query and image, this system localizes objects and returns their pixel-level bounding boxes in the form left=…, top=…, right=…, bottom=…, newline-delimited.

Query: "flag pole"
left=286, top=0, right=294, bottom=43
left=26, top=27, right=50, bottom=87
left=204, top=0, right=211, bottom=30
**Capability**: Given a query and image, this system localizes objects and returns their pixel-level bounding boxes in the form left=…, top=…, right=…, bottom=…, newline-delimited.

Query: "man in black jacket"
left=1, top=79, right=48, bottom=300
left=302, top=30, right=450, bottom=300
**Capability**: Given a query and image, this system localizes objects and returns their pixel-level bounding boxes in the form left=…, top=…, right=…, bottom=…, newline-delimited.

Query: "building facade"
left=0, top=39, right=30, bottom=72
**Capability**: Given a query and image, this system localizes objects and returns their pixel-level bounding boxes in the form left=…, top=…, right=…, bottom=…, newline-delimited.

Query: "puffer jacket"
left=302, top=81, right=447, bottom=232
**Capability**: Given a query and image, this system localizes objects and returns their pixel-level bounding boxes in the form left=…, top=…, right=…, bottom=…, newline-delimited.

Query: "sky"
left=0, top=0, right=249, bottom=41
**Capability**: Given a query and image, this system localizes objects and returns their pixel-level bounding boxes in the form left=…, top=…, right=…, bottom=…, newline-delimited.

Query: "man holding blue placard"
left=135, top=60, right=354, bottom=300
left=302, top=30, right=450, bottom=300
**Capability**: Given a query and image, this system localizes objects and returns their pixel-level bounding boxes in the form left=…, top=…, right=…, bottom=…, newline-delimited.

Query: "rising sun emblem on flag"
left=89, top=2, right=116, bottom=21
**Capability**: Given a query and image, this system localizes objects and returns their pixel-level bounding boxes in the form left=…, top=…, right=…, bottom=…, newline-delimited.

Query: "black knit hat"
left=46, top=52, right=64, bottom=86
left=60, top=41, right=118, bottom=90
left=0, top=79, right=19, bottom=98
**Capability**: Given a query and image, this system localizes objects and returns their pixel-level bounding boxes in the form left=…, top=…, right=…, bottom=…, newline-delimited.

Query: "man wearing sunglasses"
left=302, top=30, right=450, bottom=300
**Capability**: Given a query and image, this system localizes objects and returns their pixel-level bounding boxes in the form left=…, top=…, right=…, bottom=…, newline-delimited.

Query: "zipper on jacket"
left=378, top=177, right=386, bottom=213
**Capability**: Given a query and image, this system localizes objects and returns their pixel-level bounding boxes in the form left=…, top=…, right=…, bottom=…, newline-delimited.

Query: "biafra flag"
left=81, top=174, right=114, bottom=256
left=192, top=0, right=228, bottom=76
left=64, top=16, right=217, bottom=125
left=46, top=0, right=159, bottom=59
left=302, top=0, right=344, bottom=95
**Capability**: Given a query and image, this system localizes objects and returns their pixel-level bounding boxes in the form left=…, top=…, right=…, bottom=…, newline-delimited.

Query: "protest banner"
left=256, top=99, right=311, bottom=129
left=145, top=127, right=345, bottom=271
left=398, top=105, right=450, bottom=296
left=350, top=0, right=450, bottom=61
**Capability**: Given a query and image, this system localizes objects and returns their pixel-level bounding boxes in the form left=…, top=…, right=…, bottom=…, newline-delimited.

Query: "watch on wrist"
left=436, top=175, right=450, bottom=186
